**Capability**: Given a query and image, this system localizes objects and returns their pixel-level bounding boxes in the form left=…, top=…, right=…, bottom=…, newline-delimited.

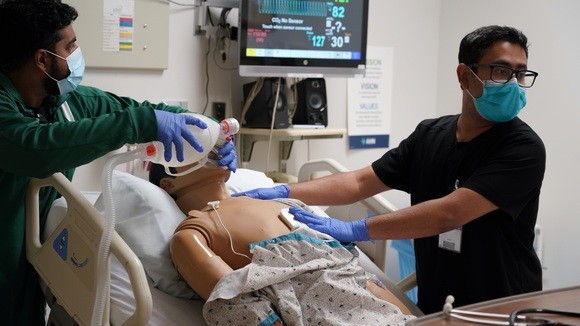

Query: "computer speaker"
left=292, top=78, right=328, bottom=126
left=242, top=78, right=289, bottom=129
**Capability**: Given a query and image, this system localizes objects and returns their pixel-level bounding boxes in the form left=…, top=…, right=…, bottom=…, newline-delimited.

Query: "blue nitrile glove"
left=216, top=139, right=237, bottom=172
left=290, top=207, right=370, bottom=242
left=154, top=110, right=207, bottom=162
left=232, top=184, right=290, bottom=199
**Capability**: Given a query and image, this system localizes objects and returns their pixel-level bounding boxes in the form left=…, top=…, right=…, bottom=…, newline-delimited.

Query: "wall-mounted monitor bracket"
left=194, top=0, right=240, bottom=36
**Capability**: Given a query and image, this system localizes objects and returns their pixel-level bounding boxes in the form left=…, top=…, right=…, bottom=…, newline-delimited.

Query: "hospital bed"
left=26, top=160, right=423, bottom=325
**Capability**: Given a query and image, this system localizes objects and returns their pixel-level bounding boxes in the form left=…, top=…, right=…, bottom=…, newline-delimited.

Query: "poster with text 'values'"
left=347, top=46, right=393, bottom=149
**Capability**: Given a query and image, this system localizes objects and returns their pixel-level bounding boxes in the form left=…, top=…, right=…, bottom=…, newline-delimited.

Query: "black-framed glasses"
left=468, top=63, right=539, bottom=88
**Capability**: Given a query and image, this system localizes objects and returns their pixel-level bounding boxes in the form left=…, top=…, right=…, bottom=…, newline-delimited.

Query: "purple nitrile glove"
left=290, top=207, right=370, bottom=242
left=216, top=139, right=237, bottom=172
left=232, top=184, right=290, bottom=199
left=154, top=110, right=207, bottom=162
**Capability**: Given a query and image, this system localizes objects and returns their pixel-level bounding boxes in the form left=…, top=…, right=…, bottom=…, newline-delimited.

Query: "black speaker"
left=292, top=78, right=327, bottom=126
left=242, top=78, right=289, bottom=129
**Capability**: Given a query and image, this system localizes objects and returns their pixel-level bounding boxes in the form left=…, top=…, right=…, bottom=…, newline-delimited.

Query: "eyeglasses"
left=468, top=63, right=539, bottom=88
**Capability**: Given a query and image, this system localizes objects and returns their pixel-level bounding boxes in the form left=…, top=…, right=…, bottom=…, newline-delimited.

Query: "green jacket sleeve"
left=0, top=85, right=188, bottom=178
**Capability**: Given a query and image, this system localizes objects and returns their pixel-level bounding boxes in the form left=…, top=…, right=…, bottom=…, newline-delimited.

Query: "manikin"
left=149, top=164, right=415, bottom=324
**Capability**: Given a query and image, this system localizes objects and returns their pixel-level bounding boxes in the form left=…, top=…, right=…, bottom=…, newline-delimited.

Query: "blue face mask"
left=43, top=47, right=85, bottom=95
left=466, top=70, right=527, bottom=123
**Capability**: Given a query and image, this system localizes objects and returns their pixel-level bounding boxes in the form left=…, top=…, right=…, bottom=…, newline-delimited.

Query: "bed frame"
left=26, top=173, right=152, bottom=325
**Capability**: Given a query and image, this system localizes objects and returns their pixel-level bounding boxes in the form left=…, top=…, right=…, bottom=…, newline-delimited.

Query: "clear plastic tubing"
left=91, top=148, right=147, bottom=326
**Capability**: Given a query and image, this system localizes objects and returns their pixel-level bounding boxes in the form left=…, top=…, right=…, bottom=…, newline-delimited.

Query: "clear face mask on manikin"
left=466, top=68, right=527, bottom=123
left=43, top=47, right=85, bottom=95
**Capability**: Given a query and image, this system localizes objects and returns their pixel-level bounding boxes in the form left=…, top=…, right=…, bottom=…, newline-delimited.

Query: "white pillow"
left=225, top=168, right=276, bottom=194
left=93, top=170, right=197, bottom=299
left=91, top=168, right=275, bottom=299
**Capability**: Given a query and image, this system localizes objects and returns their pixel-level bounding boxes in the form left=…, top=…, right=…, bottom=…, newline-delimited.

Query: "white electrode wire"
left=265, top=78, right=282, bottom=175
left=209, top=203, right=252, bottom=262
left=91, top=147, right=148, bottom=326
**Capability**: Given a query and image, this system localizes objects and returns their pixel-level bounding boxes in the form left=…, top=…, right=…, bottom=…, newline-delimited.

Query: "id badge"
left=438, top=227, right=462, bottom=253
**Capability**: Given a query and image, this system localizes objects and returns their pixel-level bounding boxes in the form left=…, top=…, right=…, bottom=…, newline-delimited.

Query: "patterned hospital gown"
left=203, top=228, right=415, bottom=325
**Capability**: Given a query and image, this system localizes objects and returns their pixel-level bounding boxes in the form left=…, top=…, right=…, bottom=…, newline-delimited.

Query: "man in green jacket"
left=0, top=0, right=237, bottom=324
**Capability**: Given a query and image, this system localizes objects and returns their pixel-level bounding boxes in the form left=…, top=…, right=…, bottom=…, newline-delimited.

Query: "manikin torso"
left=175, top=196, right=291, bottom=270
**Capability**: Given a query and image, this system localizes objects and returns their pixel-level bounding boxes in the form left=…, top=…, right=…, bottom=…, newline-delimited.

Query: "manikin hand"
left=215, top=139, right=237, bottom=172
left=154, top=110, right=207, bottom=162
left=232, top=184, right=290, bottom=199
left=290, top=207, right=370, bottom=243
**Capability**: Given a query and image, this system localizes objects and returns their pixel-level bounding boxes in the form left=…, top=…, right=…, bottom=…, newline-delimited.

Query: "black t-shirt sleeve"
left=371, top=124, right=422, bottom=193
left=372, top=117, right=455, bottom=193
left=461, top=132, right=546, bottom=219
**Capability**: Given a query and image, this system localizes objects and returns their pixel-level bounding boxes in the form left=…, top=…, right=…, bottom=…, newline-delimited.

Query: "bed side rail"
left=297, top=158, right=399, bottom=214
left=26, top=173, right=152, bottom=326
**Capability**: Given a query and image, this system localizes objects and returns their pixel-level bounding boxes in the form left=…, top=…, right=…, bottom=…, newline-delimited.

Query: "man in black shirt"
left=234, top=25, right=545, bottom=313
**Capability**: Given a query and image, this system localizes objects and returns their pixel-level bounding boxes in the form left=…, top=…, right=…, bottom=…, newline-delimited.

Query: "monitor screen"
left=238, top=0, right=369, bottom=78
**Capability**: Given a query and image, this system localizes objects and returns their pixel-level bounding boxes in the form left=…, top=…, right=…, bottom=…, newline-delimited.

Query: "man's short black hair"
left=458, top=25, right=529, bottom=64
left=0, top=0, right=78, bottom=72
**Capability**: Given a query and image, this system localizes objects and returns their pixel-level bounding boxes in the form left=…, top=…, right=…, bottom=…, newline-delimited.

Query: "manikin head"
left=149, top=163, right=232, bottom=213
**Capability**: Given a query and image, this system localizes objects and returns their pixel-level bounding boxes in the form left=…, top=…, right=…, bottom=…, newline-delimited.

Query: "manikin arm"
left=170, top=229, right=233, bottom=300
left=171, top=228, right=285, bottom=325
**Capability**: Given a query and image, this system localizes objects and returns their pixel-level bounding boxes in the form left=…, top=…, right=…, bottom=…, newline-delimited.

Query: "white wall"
left=72, top=0, right=580, bottom=290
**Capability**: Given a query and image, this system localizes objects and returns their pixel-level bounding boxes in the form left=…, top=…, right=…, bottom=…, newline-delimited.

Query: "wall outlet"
left=212, top=102, right=226, bottom=121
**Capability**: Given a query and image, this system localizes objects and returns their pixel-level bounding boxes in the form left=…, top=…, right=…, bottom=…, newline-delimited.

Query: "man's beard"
left=42, top=58, right=66, bottom=96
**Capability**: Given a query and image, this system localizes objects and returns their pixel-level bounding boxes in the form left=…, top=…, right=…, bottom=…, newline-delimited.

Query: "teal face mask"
left=466, top=71, right=527, bottom=123
left=43, top=47, right=85, bottom=94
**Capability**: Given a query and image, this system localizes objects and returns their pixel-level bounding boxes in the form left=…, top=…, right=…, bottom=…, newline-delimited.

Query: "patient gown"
left=203, top=227, right=415, bottom=325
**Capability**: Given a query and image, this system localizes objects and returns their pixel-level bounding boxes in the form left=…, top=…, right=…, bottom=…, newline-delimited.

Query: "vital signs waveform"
left=258, top=0, right=327, bottom=17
